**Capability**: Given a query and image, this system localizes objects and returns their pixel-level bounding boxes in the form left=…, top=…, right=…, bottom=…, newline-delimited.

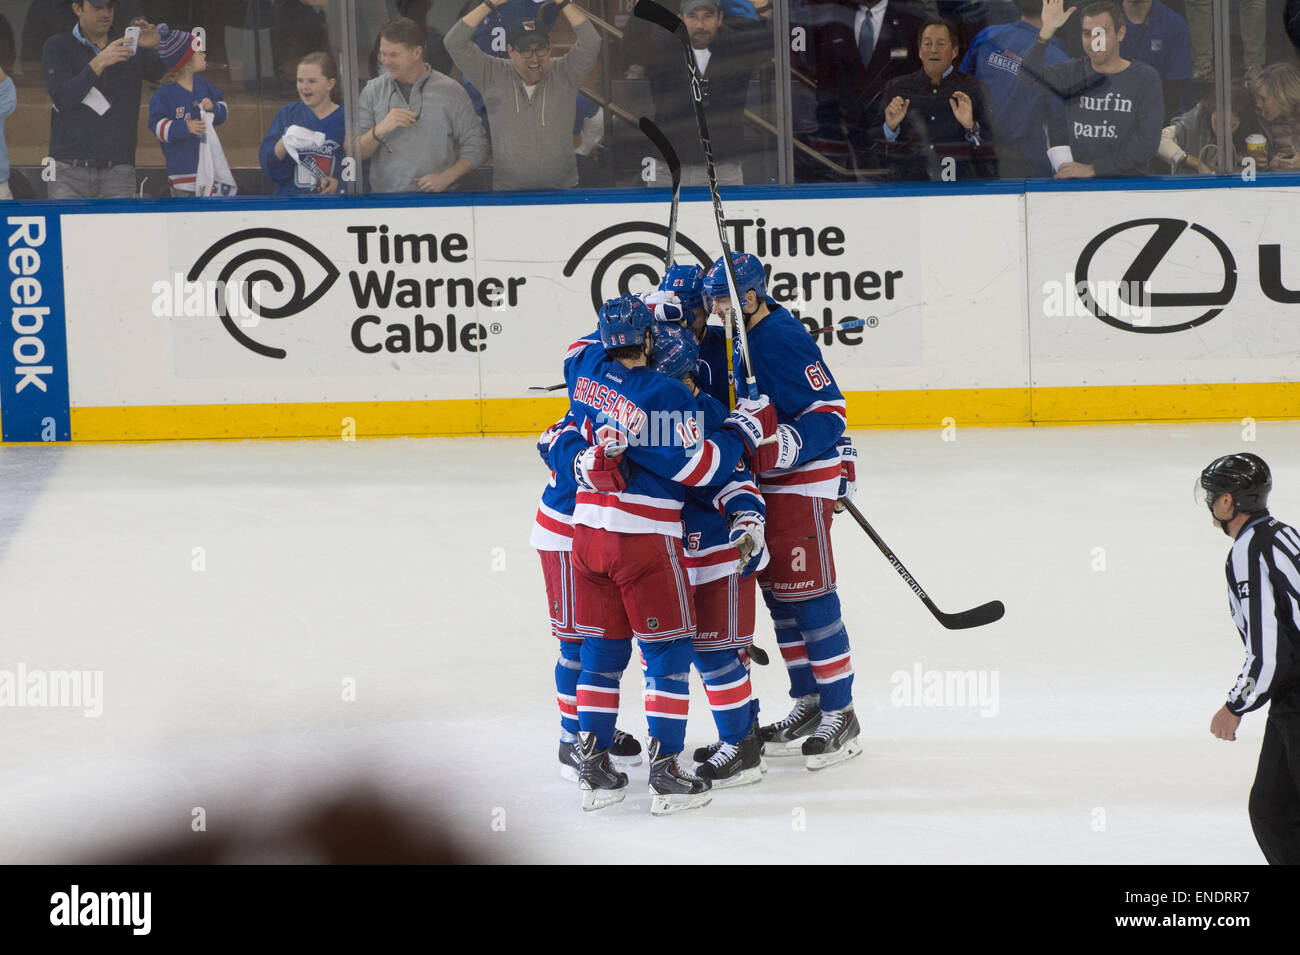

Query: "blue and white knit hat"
left=156, top=24, right=196, bottom=73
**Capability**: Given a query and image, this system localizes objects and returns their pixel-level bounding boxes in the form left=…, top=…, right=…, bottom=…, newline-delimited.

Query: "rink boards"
left=1, top=178, right=1298, bottom=442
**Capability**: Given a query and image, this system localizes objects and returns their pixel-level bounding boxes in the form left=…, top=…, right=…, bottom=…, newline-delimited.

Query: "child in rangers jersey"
left=147, top=25, right=229, bottom=196
left=529, top=413, right=643, bottom=781
left=1200, top=453, right=1300, bottom=864
left=562, top=295, right=776, bottom=814
left=650, top=321, right=768, bottom=788
left=703, top=252, right=863, bottom=770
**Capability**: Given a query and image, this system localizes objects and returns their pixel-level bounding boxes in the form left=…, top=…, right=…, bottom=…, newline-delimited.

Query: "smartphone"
left=124, top=26, right=140, bottom=55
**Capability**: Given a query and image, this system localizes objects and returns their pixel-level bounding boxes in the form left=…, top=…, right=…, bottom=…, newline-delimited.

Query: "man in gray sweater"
left=357, top=17, right=489, bottom=193
left=446, top=1, right=601, bottom=191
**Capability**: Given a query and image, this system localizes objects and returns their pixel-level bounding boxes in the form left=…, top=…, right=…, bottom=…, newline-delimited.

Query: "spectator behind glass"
left=260, top=52, right=345, bottom=196
left=147, top=25, right=229, bottom=197
left=445, top=3, right=600, bottom=191
left=358, top=17, right=488, bottom=194
left=877, top=17, right=997, bottom=180
left=961, top=0, right=1069, bottom=177
left=368, top=0, right=451, bottom=80
left=1158, top=85, right=1255, bottom=173
left=806, top=0, right=927, bottom=176
left=42, top=0, right=166, bottom=199
left=0, top=51, right=13, bottom=199
left=1117, top=0, right=1192, bottom=118
left=1252, top=63, right=1300, bottom=172
left=1019, top=0, right=1163, bottom=178
left=269, top=0, right=329, bottom=91
left=1185, top=0, right=1266, bottom=82
left=646, top=0, right=771, bottom=187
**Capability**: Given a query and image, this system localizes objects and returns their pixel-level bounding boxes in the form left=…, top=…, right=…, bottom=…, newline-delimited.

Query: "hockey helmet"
left=597, top=295, right=654, bottom=353
left=703, top=252, right=766, bottom=312
left=659, top=263, right=706, bottom=312
left=1198, top=452, right=1272, bottom=514
left=651, top=320, right=700, bottom=382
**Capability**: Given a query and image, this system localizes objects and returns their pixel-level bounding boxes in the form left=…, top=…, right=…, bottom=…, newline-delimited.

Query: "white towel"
left=195, top=109, right=238, bottom=197
left=282, top=124, right=328, bottom=186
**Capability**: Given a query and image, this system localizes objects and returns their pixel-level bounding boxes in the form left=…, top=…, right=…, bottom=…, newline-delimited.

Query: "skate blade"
left=650, top=789, right=713, bottom=815
left=759, top=756, right=769, bottom=775
left=762, top=739, right=807, bottom=758
left=560, top=764, right=579, bottom=784
left=709, top=765, right=764, bottom=789
left=581, top=787, right=628, bottom=811
left=611, top=754, right=643, bottom=769
left=804, top=737, right=864, bottom=772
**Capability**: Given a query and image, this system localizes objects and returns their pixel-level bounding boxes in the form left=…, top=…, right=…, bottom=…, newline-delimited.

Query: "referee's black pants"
left=1249, top=708, right=1300, bottom=864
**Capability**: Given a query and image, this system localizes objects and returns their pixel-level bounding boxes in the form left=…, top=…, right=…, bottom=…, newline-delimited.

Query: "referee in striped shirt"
left=1200, top=453, right=1300, bottom=864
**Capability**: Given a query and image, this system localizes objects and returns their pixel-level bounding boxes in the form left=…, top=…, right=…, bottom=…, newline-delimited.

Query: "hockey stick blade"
left=841, top=500, right=1004, bottom=631
left=639, top=117, right=681, bottom=191
left=633, top=0, right=685, bottom=35
left=528, top=384, right=567, bottom=392
left=935, top=600, right=1006, bottom=630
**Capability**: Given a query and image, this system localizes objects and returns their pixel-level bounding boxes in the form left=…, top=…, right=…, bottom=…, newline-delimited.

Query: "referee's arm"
left=1226, top=546, right=1291, bottom=716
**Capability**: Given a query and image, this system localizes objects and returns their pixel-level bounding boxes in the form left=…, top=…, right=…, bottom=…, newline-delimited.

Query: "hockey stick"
left=528, top=384, right=567, bottom=392
left=634, top=0, right=757, bottom=403
left=639, top=117, right=681, bottom=271
left=840, top=501, right=1005, bottom=630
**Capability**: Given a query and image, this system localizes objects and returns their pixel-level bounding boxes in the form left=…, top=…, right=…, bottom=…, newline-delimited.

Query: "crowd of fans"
left=0, top=0, right=1298, bottom=198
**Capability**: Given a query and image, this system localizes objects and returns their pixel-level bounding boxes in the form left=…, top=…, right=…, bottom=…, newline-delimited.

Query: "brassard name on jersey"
left=572, top=375, right=648, bottom=434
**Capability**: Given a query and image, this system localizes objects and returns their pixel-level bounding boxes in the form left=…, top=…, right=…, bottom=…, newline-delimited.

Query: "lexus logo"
left=1074, top=218, right=1237, bottom=334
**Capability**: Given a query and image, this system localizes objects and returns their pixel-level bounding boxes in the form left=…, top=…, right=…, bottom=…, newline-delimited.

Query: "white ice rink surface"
left=0, top=421, right=1292, bottom=864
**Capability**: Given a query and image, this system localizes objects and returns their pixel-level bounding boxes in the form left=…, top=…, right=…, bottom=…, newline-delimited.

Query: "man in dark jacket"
left=42, top=0, right=165, bottom=198
left=646, top=0, right=771, bottom=186
left=875, top=17, right=997, bottom=180
left=803, top=0, right=927, bottom=177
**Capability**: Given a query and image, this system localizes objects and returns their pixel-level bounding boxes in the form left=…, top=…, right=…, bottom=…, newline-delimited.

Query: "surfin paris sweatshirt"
left=1019, top=38, right=1163, bottom=177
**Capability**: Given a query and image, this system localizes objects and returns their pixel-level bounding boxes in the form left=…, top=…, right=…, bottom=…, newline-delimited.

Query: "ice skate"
left=563, top=728, right=640, bottom=781
left=696, top=725, right=765, bottom=788
left=558, top=738, right=581, bottom=783
left=647, top=737, right=712, bottom=815
left=692, top=719, right=765, bottom=765
left=577, top=731, right=629, bottom=810
left=801, top=708, right=863, bottom=771
left=610, top=728, right=643, bottom=769
left=759, top=694, right=821, bottom=756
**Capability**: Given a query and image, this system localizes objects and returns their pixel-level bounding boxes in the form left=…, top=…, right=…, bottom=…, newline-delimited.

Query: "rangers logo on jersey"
left=293, top=140, right=341, bottom=190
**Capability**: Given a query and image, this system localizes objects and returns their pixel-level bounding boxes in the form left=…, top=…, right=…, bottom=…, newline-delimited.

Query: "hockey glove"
left=639, top=289, right=686, bottom=325
left=574, top=443, right=628, bottom=493
left=722, top=394, right=777, bottom=452
left=834, top=435, right=858, bottom=513
left=728, top=510, right=766, bottom=578
left=752, top=424, right=802, bottom=474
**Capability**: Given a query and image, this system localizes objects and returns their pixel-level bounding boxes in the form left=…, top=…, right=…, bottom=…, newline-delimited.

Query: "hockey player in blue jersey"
left=657, top=263, right=730, bottom=407
left=530, top=414, right=643, bottom=781
left=562, top=295, right=777, bottom=812
left=703, top=252, right=863, bottom=770
left=650, top=321, right=768, bottom=787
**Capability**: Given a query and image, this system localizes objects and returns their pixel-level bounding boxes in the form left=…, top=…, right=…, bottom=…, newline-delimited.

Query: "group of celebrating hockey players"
left=529, top=251, right=861, bottom=814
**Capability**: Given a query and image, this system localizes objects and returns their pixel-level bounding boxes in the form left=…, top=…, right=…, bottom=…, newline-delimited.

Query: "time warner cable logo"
left=50, top=886, right=151, bottom=935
